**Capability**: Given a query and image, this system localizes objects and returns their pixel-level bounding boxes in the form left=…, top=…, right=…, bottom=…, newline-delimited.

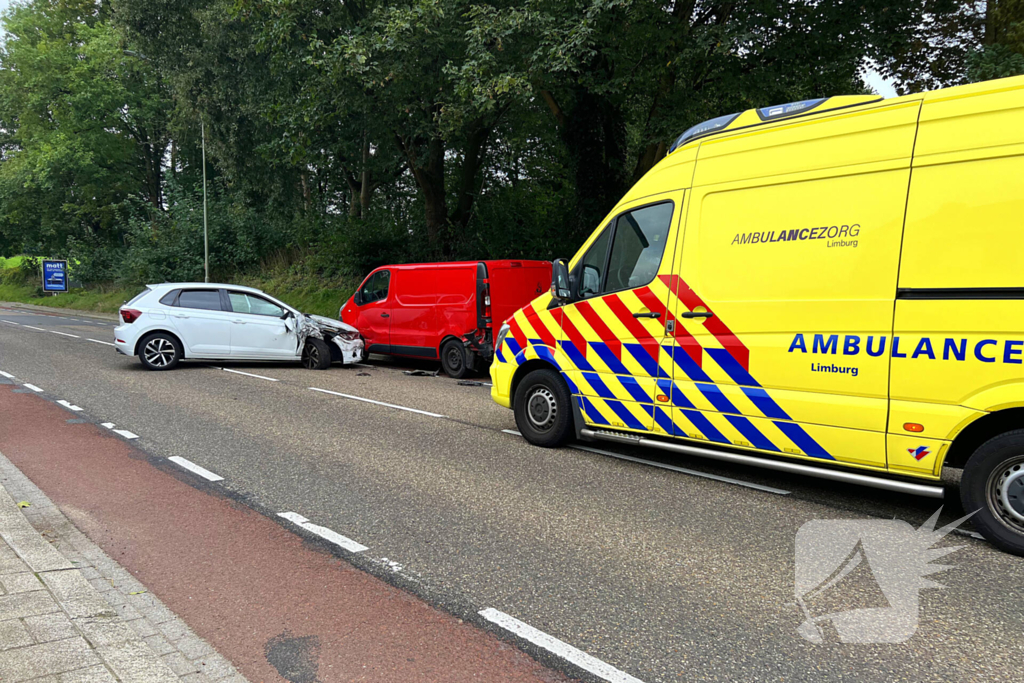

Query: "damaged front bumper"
left=298, top=314, right=364, bottom=366
left=330, top=335, right=364, bottom=365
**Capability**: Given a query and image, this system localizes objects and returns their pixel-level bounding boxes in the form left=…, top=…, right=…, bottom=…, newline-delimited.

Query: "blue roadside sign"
left=42, top=259, right=68, bottom=293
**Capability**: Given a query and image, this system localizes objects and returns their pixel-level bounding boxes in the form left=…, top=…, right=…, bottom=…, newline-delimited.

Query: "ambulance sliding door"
left=659, top=100, right=922, bottom=469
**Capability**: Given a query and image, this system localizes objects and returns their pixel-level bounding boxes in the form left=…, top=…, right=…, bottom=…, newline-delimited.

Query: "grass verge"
left=0, top=268, right=355, bottom=318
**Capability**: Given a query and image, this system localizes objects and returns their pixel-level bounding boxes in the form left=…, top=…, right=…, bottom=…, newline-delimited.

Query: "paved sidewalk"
left=0, top=449, right=248, bottom=682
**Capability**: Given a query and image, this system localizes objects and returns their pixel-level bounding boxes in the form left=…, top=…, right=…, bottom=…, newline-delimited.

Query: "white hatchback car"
left=114, top=283, right=363, bottom=371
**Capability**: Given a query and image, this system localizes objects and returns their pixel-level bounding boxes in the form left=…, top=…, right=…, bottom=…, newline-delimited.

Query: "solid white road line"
left=309, top=387, right=446, bottom=418
left=22, top=384, right=43, bottom=392
left=502, top=429, right=522, bottom=436
left=22, top=325, right=44, bottom=331
left=56, top=400, right=83, bottom=411
left=113, top=429, right=139, bottom=440
left=87, top=339, right=115, bottom=346
left=571, top=444, right=791, bottom=495
left=478, top=608, right=645, bottom=683
left=220, top=368, right=279, bottom=382
left=277, top=511, right=369, bottom=553
left=0, top=371, right=14, bottom=379
left=168, top=456, right=223, bottom=482
left=51, top=331, right=80, bottom=338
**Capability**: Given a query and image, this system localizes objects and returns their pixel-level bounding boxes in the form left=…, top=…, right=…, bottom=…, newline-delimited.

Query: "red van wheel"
left=441, top=339, right=469, bottom=379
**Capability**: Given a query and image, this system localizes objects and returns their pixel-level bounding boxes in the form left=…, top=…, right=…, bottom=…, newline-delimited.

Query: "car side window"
left=604, top=202, right=674, bottom=293
left=229, top=292, right=284, bottom=318
left=359, top=270, right=390, bottom=305
left=577, top=226, right=611, bottom=299
left=158, top=289, right=180, bottom=306
left=177, top=289, right=223, bottom=311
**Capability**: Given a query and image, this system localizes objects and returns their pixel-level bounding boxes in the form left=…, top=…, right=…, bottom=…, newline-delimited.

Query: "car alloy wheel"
left=302, top=343, right=321, bottom=369
left=143, top=338, right=176, bottom=368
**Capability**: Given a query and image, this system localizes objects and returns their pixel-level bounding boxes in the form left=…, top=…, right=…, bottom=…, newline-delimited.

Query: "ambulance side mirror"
left=551, top=259, right=572, bottom=301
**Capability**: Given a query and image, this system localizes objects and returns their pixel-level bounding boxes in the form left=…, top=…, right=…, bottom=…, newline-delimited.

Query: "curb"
left=0, top=301, right=119, bottom=322
left=0, top=449, right=249, bottom=683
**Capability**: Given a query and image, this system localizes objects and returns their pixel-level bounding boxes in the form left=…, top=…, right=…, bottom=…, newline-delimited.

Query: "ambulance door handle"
left=681, top=311, right=713, bottom=319
left=633, top=311, right=661, bottom=319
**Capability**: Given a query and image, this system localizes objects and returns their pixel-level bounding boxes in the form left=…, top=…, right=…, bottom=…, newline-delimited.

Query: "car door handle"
left=173, top=313, right=190, bottom=319
left=633, top=311, right=661, bottom=319
left=232, top=319, right=246, bottom=324
left=380, top=312, right=390, bottom=318
left=681, top=311, right=714, bottom=319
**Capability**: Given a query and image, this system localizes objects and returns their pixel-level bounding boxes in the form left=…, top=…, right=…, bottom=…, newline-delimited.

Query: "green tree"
left=0, top=0, right=171, bottom=256
left=457, top=0, right=949, bottom=241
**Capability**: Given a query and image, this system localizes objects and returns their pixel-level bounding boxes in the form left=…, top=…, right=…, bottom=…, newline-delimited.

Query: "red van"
left=341, top=260, right=552, bottom=377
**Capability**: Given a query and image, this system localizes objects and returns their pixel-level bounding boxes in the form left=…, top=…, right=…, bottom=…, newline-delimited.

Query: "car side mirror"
left=354, top=291, right=363, bottom=306
left=550, top=259, right=572, bottom=301
left=283, top=315, right=296, bottom=332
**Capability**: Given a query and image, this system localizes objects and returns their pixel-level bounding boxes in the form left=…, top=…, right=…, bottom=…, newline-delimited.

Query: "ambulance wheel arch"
left=943, top=407, right=1024, bottom=470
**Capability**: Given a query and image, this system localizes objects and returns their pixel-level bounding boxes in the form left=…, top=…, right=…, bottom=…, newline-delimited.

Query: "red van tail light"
left=120, top=308, right=142, bottom=324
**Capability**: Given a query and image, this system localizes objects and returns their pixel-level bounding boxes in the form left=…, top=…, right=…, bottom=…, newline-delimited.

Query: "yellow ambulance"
left=490, top=75, right=1024, bottom=555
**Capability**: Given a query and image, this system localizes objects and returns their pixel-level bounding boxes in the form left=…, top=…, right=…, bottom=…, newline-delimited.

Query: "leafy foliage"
left=0, top=0, right=1013, bottom=298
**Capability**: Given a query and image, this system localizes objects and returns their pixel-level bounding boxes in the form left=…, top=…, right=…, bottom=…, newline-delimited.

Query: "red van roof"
left=378, top=259, right=550, bottom=270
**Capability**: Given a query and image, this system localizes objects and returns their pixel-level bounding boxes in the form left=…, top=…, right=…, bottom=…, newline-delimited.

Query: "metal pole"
left=202, top=119, right=209, bottom=283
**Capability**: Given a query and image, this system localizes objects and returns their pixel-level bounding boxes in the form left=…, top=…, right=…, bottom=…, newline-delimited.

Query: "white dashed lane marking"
left=168, top=456, right=223, bottom=482
left=87, top=339, right=115, bottom=346
left=113, top=429, right=139, bottom=440
left=278, top=512, right=369, bottom=553
left=2, top=320, right=19, bottom=325
left=56, top=400, right=83, bottom=411
left=22, top=325, right=44, bottom=331
left=309, top=387, right=446, bottom=418
left=0, top=371, right=14, bottom=379
left=216, top=367, right=279, bottom=382
left=22, top=384, right=43, bottom=392
left=51, top=331, right=80, bottom=338
left=479, top=608, right=645, bottom=683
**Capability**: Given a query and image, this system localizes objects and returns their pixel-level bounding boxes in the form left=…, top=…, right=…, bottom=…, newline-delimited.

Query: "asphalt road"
left=1, top=303, right=1022, bottom=682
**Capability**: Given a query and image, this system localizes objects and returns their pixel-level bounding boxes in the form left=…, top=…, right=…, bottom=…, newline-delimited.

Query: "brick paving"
left=0, top=449, right=248, bottom=683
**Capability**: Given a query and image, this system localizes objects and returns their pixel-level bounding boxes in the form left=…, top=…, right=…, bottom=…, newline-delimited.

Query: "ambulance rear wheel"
left=514, top=368, right=573, bottom=448
left=960, top=430, right=1024, bottom=556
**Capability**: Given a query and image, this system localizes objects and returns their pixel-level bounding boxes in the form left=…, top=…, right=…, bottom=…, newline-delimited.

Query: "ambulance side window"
left=577, top=226, right=611, bottom=299
left=605, top=202, right=673, bottom=293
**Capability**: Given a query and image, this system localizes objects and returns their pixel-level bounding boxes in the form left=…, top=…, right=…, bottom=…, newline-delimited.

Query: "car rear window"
left=177, top=289, right=223, bottom=311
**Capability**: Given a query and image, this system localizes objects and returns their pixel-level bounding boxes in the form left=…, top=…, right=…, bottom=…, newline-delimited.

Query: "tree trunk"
left=450, top=120, right=492, bottom=231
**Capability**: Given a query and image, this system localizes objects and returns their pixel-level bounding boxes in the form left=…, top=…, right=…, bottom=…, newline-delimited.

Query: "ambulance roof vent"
left=668, top=112, right=741, bottom=153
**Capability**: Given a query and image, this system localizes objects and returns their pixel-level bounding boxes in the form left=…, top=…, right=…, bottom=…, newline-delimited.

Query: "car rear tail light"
left=120, top=308, right=142, bottom=324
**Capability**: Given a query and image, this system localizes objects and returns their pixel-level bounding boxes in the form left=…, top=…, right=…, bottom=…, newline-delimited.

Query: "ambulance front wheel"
left=960, top=430, right=1024, bottom=556
left=513, top=368, right=573, bottom=448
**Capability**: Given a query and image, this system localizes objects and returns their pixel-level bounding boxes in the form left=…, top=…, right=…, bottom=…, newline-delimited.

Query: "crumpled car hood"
left=303, top=314, right=359, bottom=336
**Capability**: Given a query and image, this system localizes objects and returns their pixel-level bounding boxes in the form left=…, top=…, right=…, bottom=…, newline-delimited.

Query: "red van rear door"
left=488, top=261, right=551, bottom=326
left=389, top=267, right=440, bottom=358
